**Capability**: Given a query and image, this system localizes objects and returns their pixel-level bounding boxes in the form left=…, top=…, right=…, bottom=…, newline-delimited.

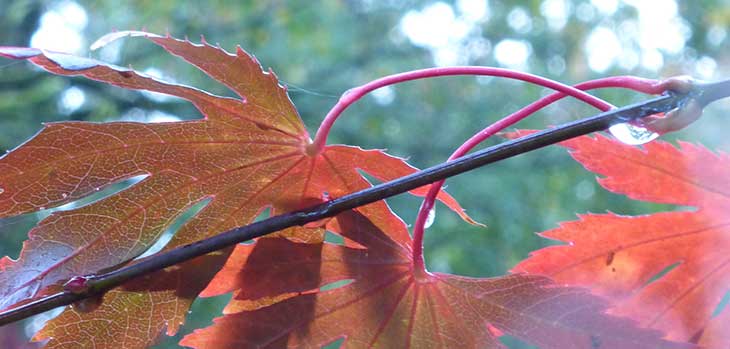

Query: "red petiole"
left=310, top=67, right=615, bottom=155
left=315, top=67, right=680, bottom=273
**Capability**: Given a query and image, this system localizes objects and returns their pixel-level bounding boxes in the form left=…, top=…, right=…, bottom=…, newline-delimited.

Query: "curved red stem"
left=310, top=67, right=616, bottom=154
left=311, top=67, right=678, bottom=274
left=411, top=76, right=673, bottom=273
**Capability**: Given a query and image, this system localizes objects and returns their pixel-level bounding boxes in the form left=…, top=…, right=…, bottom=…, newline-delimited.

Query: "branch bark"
left=0, top=89, right=705, bottom=326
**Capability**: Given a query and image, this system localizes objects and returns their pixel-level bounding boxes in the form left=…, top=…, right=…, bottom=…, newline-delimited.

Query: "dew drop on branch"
left=425, top=208, right=436, bottom=229
left=608, top=122, right=659, bottom=145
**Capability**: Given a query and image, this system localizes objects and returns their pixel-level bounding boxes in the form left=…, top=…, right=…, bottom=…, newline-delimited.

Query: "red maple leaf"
left=182, top=200, right=690, bottom=349
left=512, top=132, right=730, bottom=345
left=0, top=32, right=470, bottom=347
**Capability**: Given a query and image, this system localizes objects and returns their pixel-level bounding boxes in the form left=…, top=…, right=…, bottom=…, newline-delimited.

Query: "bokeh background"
left=1, top=0, right=729, bottom=348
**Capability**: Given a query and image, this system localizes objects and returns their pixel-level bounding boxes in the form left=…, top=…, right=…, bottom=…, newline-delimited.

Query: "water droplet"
left=339, top=88, right=358, bottom=101
left=0, top=187, right=4, bottom=195
left=61, top=193, right=68, bottom=199
left=424, top=208, right=436, bottom=229
left=608, top=122, right=659, bottom=145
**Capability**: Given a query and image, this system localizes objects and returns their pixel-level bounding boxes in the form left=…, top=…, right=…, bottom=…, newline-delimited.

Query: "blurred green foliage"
left=1, top=0, right=729, bottom=347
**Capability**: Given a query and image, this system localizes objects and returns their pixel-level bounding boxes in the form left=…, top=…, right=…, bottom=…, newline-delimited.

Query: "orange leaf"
left=512, top=131, right=730, bottom=343
left=182, top=202, right=690, bottom=349
left=698, top=309, right=730, bottom=348
left=0, top=32, right=471, bottom=347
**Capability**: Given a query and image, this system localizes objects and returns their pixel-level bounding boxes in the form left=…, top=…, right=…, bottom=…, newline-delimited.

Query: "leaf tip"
left=0, top=46, right=42, bottom=59
left=90, top=30, right=158, bottom=51
left=235, top=45, right=249, bottom=61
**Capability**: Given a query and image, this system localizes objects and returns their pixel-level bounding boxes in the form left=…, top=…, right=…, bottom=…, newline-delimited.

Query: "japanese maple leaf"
left=181, top=201, right=690, bottom=349
left=0, top=32, right=470, bottom=347
left=511, top=132, right=730, bottom=345
left=699, top=309, right=730, bottom=348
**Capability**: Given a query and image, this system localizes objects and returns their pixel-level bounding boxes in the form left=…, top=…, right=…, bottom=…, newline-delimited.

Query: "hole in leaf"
left=319, top=279, right=354, bottom=292
left=136, top=198, right=211, bottom=259
left=671, top=205, right=697, bottom=213
left=324, top=231, right=344, bottom=245
left=355, top=169, right=377, bottom=184
left=321, top=337, right=344, bottom=349
left=253, top=207, right=271, bottom=222
left=53, top=174, right=148, bottom=213
left=641, top=261, right=681, bottom=288
left=499, top=334, right=539, bottom=348
left=152, top=292, right=233, bottom=348
left=230, top=207, right=272, bottom=246
left=712, top=290, right=730, bottom=317
left=0, top=175, right=148, bottom=260
left=323, top=230, right=366, bottom=249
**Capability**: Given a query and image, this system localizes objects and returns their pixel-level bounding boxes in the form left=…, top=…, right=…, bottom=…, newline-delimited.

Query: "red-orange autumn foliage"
left=179, top=201, right=690, bottom=349
left=511, top=131, right=730, bottom=346
left=0, top=33, right=469, bottom=348
left=0, top=31, right=713, bottom=348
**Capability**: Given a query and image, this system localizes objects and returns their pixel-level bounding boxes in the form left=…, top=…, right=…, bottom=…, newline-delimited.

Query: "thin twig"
left=0, top=89, right=707, bottom=326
